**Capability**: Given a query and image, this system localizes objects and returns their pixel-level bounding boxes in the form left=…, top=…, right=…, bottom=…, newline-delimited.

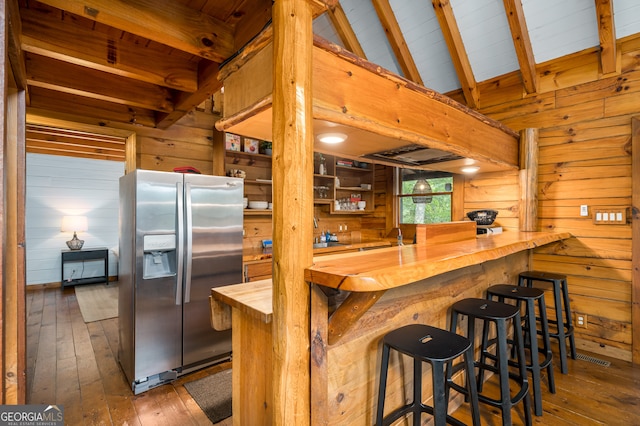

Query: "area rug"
left=184, top=369, right=232, bottom=424
left=74, top=283, right=118, bottom=323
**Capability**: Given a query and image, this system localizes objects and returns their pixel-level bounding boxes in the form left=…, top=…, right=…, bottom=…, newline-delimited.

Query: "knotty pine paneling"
left=463, top=170, right=520, bottom=231
left=476, top=33, right=640, bottom=362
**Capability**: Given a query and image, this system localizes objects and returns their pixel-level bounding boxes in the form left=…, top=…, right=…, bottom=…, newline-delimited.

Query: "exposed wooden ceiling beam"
left=502, top=0, right=537, bottom=94
left=155, top=60, right=222, bottom=129
left=595, top=0, right=617, bottom=75
left=26, top=53, right=174, bottom=113
left=28, top=85, right=157, bottom=128
left=326, top=3, right=367, bottom=58
left=229, top=0, right=274, bottom=51
left=371, top=0, right=423, bottom=85
left=431, top=0, right=478, bottom=108
left=20, top=7, right=199, bottom=92
left=35, top=0, right=235, bottom=62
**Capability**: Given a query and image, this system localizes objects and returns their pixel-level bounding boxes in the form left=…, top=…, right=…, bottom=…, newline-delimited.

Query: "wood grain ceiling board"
left=13, top=0, right=640, bottom=132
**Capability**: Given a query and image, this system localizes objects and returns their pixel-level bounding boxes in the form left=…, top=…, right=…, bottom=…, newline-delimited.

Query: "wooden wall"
left=463, top=170, right=521, bottom=231
left=136, top=110, right=217, bottom=174
left=468, top=33, right=640, bottom=362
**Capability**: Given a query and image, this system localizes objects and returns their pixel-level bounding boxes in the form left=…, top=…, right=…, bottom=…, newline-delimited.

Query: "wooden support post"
left=211, top=129, right=226, bottom=176
left=519, top=128, right=538, bottom=231
left=631, top=117, right=640, bottom=365
left=272, top=0, right=314, bottom=424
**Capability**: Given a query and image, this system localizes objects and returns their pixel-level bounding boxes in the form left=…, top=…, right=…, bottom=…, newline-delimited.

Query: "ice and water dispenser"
left=143, top=234, right=177, bottom=279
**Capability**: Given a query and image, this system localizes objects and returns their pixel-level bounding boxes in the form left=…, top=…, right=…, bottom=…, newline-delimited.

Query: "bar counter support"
left=211, top=232, right=570, bottom=425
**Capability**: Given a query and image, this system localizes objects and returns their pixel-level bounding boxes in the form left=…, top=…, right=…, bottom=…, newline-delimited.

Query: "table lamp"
left=61, top=215, right=88, bottom=250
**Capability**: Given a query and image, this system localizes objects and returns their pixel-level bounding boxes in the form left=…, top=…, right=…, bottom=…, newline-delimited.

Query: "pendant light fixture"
left=412, top=178, right=433, bottom=203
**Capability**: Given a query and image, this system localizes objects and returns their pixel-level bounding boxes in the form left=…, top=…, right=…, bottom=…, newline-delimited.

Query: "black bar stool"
left=486, top=284, right=556, bottom=416
left=449, top=298, right=532, bottom=426
left=518, top=270, right=577, bottom=374
left=375, top=324, right=480, bottom=426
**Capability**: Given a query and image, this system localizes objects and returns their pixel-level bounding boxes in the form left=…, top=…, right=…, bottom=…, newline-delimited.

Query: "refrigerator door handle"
left=184, top=183, right=193, bottom=303
left=176, top=182, right=184, bottom=306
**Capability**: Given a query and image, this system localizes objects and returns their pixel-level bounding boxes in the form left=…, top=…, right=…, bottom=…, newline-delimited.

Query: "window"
left=398, top=169, right=453, bottom=224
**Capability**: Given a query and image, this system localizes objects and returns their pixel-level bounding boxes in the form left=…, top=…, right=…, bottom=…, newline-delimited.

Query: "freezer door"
left=133, top=170, right=183, bottom=379
left=182, top=174, right=243, bottom=367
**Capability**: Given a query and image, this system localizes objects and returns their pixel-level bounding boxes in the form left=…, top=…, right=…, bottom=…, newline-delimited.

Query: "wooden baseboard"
left=26, top=276, right=118, bottom=292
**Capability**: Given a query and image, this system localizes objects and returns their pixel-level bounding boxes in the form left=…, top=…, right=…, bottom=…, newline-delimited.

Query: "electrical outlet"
left=576, top=313, right=588, bottom=328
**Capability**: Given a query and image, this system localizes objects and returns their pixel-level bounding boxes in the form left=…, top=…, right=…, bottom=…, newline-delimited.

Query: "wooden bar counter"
left=211, top=231, right=570, bottom=425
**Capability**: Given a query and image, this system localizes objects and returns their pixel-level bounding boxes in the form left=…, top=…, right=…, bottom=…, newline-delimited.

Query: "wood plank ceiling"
left=14, top=0, right=640, bottom=158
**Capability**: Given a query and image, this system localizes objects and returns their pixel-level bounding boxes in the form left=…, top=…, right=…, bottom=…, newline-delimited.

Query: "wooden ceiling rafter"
left=28, top=86, right=157, bottom=128
left=19, top=6, right=200, bottom=92
left=502, top=0, right=537, bottom=94
left=431, top=0, right=478, bottom=108
left=327, top=2, right=367, bottom=59
left=35, top=0, right=236, bottom=62
left=25, top=52, right=175, bottom=113
left=595, top=0, right=617, bottom=75
left=154, top=59, right=223, bottom=129
left=371, top=0, right=423, bottom=85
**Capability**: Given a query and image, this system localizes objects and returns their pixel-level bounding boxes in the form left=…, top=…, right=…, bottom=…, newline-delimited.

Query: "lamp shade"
left=412, top=179, right=433, bottom=204
left=61, top=215, right=88, bottom=233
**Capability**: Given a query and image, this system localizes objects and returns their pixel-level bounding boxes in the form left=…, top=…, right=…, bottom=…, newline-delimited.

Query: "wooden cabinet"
left=244, top=259, right=273, bottom=282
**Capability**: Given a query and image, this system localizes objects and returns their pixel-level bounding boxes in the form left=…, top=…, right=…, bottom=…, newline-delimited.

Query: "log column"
left=272, top=0, right=314, bottom=424
left=519, top=128, right=538, bottom=231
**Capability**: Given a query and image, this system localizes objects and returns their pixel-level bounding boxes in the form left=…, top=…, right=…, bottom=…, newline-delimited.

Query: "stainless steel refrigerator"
left=118, top=170, right=243, bottom=394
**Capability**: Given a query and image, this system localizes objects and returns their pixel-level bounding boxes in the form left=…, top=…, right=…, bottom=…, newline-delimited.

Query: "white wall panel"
left=391, top=0, right=460, bottom=93
left=451, top=0, right=519, bottom=82
left=614, top=0, right=640, bottom=39
left=26, top=154, right=123, bottom=285
left=341, top=0, right=402, bottom=75
left=313, top=13, right=343, bottom=47
left=522, top=0, right=598, bottom=63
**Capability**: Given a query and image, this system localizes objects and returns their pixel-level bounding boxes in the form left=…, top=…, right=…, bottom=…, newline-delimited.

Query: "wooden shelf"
left=336, top=186, right=371, bottom=192
left=226, top=150, right=272, bottom=160
left=244, top=209, right=272, bottom=216
left=330, top=209, right=371, bottom=214
left=336, top=165, right=371, bottom=172
left=245, top=179, right=272, bottom=185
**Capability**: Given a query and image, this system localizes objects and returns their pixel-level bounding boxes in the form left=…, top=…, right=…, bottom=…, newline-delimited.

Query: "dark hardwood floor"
left=27, top=285, right=231, bottom=425
left=27, top=286, right=639, bottom=425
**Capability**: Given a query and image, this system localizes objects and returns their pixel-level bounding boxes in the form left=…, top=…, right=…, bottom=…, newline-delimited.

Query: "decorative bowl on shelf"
left=248, top=201, right=269, bottom=209
left=466, top=209, right=498, bottom=225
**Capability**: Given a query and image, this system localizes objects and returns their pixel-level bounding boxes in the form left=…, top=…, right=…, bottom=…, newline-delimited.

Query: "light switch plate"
left=593, top=207, right=628, bottom=224
left=580, top=205, right=588, bottom=216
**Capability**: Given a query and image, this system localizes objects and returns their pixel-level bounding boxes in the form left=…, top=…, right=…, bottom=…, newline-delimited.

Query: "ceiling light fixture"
left=317, top=133, right=347, bottom=144
left=412, top=178, right=433, bottom=204
left=461, top=166, right=480, bottom=174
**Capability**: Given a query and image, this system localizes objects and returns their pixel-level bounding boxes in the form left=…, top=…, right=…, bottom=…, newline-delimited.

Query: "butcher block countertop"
left=214, top=231, right=570, bottom=324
